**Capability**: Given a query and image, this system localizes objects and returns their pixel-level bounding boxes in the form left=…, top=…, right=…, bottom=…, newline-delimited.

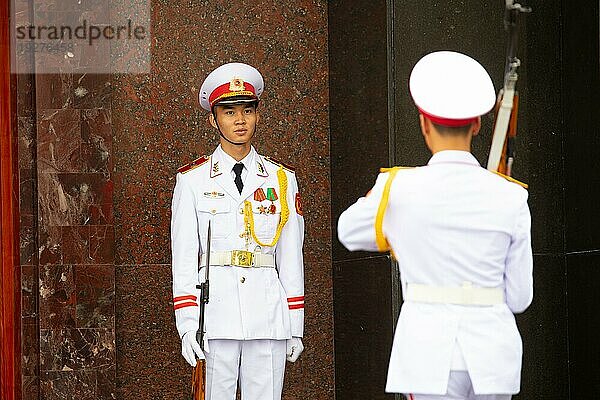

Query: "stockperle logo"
left=11, top=0, right=151, bottom=74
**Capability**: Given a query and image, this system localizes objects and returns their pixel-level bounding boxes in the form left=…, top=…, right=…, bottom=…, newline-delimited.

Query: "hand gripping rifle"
left=192, top=220, right=211, bottom=400
left=486, top=0, right=532, bottom=176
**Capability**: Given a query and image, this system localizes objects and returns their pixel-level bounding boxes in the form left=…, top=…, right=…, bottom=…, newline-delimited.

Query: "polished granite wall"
left=563, top=0, right=600, bottom=398
left=15, top=0, right=333, bottom=399
left=112, top=1, right=332, bottom=399
left=328, top=0, right=396, bottom=399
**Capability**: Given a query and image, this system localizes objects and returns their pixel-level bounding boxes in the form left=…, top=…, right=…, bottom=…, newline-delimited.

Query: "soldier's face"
left=210, top=103, right=259, bottom=145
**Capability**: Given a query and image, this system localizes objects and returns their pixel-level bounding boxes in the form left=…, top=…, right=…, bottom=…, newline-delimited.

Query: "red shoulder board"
left=178, top=155, right=210, bottom=174
left=263, top=156, right=295, bottom=173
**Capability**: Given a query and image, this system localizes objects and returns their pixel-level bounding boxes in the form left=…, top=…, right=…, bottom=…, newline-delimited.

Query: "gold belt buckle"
left=231, top=250, right=254, bottom=267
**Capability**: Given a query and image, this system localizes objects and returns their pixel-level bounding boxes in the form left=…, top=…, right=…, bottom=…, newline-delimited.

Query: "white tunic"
left=171, top=145, right=305, bottom=341
left=338, top=150, right=533, bottom=395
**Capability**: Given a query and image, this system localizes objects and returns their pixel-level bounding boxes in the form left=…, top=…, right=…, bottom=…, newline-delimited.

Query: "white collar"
left=427, top=150, right=480, bottom=167
left=215, top=145, right=256, bottom=172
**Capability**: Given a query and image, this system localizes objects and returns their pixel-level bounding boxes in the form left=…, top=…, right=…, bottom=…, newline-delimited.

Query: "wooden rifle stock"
left=191, top=221, right=211, bottom=399
left=192, top=361, right=206, bottom=400
left=487, top=0, right=530, bottom=176
left=492, top=91, right=519, bottom=176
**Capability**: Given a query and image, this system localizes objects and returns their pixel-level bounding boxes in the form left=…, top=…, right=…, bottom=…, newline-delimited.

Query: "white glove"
left=181, top=331, right=210, bottom=367
left=286, top=337, right=304, bottom=362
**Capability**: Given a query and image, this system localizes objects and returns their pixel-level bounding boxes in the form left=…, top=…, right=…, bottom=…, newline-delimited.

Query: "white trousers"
left=205, top=339, right=287, bottom=400
left=405, top=371, right=512, bottom=400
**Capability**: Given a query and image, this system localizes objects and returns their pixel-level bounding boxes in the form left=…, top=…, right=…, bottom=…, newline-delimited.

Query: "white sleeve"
left=171, top=173, right=201, bottom=338
left=504, top=195, right=534, bottom=313
left=275, top=172, right=305, bottom=337
left=337, top=172, right=389, bottom=252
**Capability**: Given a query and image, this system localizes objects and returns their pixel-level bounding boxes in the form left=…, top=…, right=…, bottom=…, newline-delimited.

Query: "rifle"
left=486, top=0, right=532, bottom=176
left=192, top=221, right=211, bottom=400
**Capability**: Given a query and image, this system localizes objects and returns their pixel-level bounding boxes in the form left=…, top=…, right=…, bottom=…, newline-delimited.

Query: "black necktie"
left=233, top=163, right=244, bottom=194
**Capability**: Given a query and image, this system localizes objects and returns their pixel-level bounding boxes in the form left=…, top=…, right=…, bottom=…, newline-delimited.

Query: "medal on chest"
left=253, top=187, right=278, bottom=214
left=241, top=167, right=290, bottom=248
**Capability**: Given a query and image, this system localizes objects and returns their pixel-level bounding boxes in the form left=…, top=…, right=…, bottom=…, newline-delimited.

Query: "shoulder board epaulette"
left=380, top=166, right=414, bottom=173
left=178, top=155, right=210, bottom=174
left=491, top=170, right=528, bottom=189
left=264, top=156, right=295, bottom=173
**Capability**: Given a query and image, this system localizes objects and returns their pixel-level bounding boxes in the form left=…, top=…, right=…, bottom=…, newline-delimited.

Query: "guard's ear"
left=419, top=113, right=431, bottom=136
left=209, top=112, right=217, bottom=129
left=419, top=114, right=434, bottom=152
left=471, top=117, right=482, bottom=137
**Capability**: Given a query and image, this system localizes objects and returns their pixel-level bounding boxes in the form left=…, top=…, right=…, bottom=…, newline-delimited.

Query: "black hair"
left=431, top=121, right=473, bottom=136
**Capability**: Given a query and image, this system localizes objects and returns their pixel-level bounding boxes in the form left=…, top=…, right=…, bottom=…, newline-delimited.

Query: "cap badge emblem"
left=229, top=78, right=245, bottom=92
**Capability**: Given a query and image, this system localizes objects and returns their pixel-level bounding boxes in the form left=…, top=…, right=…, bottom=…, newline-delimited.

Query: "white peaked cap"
left=199, top=62, right=264, bottom=111
left=409, top=51, right=496, bottom=126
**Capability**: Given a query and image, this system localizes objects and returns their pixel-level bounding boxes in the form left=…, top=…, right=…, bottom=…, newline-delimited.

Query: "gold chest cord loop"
left=243, top=166, right=290, bottom=247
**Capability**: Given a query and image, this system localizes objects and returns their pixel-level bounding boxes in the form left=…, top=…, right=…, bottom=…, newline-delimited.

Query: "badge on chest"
left=203, top=191, right=225, bottom=199
left=253, top=188, right=279, bottom=214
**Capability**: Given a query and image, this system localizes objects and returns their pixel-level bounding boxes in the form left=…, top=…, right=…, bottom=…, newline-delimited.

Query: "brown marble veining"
left=37, top=173, right=113, bottom=227
left=73, top=73, right=112, bottom=112
left=19, top=168, right=35, bottom=209
left=60, top=227, right=90, bottom=265
left=19, top=213, right=37, bottom=266
left=22, top=375, right=39, bottom=400
left=81, top=108, right=112, bottom=173
left=38, top=225, right=63, bottom=266
left=74, top=265, right=115, bottom=329
left=88, top=203, right=114, bottom=225
left=89, top=226, right=115, bottom=264
left=35, top=73, right=74, bottom=110
left=37, top=108, right=81, bottom=173
left=39, top=370, right=96, bottom=400
left=16, top=70, right=36, bottom=115
left=40, top=328, right=115, bottom=371
left=37, top=366, right=116, bottom=400
left=28, top=3, right=118, bottom=395
left=18, top=116, right=36, bottom=169
left=39, top=265, right=76, bottom=329
left=21, top=319, right=39, bottom=377
left=16, top=32, right=41, bottom=392
left=21, top=265, right=38, bottom=317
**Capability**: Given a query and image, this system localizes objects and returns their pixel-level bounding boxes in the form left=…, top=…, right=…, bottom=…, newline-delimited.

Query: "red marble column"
left=1, top=0, right=22, bottom=398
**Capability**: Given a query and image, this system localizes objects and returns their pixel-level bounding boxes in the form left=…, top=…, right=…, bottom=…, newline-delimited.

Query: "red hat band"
left=418, top=107, right=478, bottom=127
left=209, top=81, right=257, bottom=107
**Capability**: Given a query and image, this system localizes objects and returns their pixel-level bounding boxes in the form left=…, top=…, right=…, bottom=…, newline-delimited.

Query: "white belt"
left=200, top=251, right=275, bottom=268
left=405, top=282, right=504, bottom=306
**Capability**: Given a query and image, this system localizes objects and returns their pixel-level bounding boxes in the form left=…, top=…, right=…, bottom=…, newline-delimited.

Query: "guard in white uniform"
left=171, top=62, right=305, bottom=400
left=337, top=51, right=533, bottom=400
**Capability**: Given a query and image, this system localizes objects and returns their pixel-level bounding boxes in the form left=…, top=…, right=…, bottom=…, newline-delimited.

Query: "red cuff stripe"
left=287, top=296, right=305, bottom=302
left=174, top=302, right=198, bottom=310
left=288, top=304, right=304, bottom=310
left=174, top=295, right=197, bottom=302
